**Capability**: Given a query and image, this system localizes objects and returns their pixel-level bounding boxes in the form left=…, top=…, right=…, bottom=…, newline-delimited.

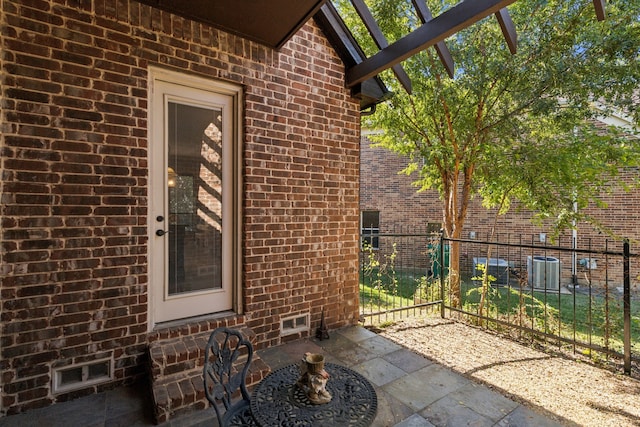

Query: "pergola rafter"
left=411, top=0, right=455, bottom=78
left=495, top=8, right=517, bottom=55
left=350, top=0, right=413, bottom=94
left=345, top=0, right=520, bottom=88
left=593, top=0, right=607, bottom=21
left=344, top=0, right=606, bottom=91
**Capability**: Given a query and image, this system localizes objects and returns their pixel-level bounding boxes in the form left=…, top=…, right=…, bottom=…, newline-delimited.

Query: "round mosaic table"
left=250, top=362, right=378, bottom=427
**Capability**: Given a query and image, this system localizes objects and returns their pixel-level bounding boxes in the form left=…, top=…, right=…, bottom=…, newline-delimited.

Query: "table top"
left=250, top=362, right=378, bottom=427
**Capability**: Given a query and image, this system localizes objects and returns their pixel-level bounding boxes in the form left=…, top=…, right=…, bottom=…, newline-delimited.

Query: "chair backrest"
left=203, top=327, right=254, bottom=425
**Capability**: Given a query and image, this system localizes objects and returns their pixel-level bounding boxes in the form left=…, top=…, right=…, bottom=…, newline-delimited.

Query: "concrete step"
left=148, top=327, right=270, bottom=424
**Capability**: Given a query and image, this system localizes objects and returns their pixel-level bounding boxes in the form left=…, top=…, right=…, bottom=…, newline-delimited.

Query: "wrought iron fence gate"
left=359, top=230, right=639, bottom=375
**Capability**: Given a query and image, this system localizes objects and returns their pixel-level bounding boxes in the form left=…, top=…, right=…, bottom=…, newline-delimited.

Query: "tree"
left=339, top=0, right=640, bottom=307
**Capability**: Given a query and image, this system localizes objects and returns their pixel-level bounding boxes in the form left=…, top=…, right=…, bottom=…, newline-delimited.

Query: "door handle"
left=156, top=229, right=170, bottom=237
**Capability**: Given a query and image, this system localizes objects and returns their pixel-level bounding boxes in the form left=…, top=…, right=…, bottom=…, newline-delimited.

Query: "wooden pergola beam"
left=346, top=0, right=518, bottom=88
left=350, top=0, right=412, bottom=94
left=593, top=0, right=606, bottom=21
left=495, top=8, right=517, bottom=54
left=411, top=0, right=455, bottom=78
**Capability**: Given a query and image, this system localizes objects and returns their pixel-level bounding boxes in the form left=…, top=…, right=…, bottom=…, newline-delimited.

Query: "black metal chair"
left=203, top=327, right=258, bottom=427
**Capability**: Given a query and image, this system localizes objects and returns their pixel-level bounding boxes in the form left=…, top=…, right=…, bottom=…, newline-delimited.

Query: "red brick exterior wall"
left=361, top=132, right=443, bottom=231
left=0, top=0, right=360, bottom=415
left=361, top=135, right=640, bottom=286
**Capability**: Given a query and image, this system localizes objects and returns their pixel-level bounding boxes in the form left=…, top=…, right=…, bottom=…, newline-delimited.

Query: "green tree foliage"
left=338, top=0, right=640, bottom=306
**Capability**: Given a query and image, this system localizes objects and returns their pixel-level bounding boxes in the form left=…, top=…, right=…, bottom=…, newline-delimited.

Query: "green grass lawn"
left=461, top=282, right=640, bottom=355
left=359, top=268, right=440, bottom=319
left=360, top=269, right=639, bottom=357
left=359, top=283, right=416, bottom=310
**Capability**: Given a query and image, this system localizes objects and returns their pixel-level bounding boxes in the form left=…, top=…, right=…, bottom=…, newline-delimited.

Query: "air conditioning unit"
left=473, top=257, right=514, bottom=285
left=527, top=256, right=561, bottom=290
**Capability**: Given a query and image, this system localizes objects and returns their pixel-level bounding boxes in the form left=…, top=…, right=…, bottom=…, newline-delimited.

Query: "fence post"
left=623, top=239, right=631, bottom=375
left=440, top=230, right=445, bottom=319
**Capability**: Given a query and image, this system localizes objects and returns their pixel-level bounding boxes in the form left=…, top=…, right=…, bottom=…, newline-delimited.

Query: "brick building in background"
left=360, top=129, right=639, bottom=288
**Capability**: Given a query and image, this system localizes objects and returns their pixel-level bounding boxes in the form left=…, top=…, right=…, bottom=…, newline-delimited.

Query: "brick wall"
left=361, top=132, right=443, bottom=230
left=242, top=13, right=362, bottom=345
left=0, top=0, right=360, bottom=415
left=361, top=135, right=640, bottom=286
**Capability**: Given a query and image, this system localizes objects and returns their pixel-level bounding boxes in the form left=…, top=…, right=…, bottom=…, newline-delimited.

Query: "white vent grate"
left=280, top=313, right=310, bottom=337
left=53, top=358, right=113, bottom=394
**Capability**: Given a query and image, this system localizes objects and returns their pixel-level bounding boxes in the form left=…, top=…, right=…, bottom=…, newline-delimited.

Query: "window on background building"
left=361, top=211, right=380, bottom=249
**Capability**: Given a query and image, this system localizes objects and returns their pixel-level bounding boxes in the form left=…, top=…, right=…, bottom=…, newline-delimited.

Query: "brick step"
left=148, top=327, right=270, bottom=424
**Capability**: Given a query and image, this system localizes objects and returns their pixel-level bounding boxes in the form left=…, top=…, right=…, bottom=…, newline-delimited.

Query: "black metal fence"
left=359, top=229, right=639, bottom=375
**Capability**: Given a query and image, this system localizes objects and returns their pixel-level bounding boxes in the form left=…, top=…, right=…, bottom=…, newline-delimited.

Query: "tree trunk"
left=449, top=238, right=462, bottom=308
left=444, top=221, right=464, bottom=309
left=442, top=170, right=471, bottom=309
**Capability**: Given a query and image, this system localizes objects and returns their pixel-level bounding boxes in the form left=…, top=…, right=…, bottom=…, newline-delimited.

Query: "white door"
left=150, top=72, right=239, bottom=325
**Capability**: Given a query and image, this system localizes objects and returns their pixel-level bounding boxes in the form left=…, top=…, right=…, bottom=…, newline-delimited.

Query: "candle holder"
left=297, top=352, right=332, bottom=404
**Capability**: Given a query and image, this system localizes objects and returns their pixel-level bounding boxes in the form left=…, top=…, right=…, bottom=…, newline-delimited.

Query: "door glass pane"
left=167, top=102, right=223, bottom=296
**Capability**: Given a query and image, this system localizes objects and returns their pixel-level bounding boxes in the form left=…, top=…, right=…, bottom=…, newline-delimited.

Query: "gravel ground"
left=373, top=317, right=640, bottom=427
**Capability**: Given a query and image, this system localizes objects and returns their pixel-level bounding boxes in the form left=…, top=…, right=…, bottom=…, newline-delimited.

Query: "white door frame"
left=148, top=67, right=243, bottom=329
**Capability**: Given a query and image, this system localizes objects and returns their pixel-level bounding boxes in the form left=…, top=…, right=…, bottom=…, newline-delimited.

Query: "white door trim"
left=147, top=67, right=243, bottom=330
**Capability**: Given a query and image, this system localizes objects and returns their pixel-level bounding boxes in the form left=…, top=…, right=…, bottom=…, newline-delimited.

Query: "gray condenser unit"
left=527, top=256, right=561, bottom=290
